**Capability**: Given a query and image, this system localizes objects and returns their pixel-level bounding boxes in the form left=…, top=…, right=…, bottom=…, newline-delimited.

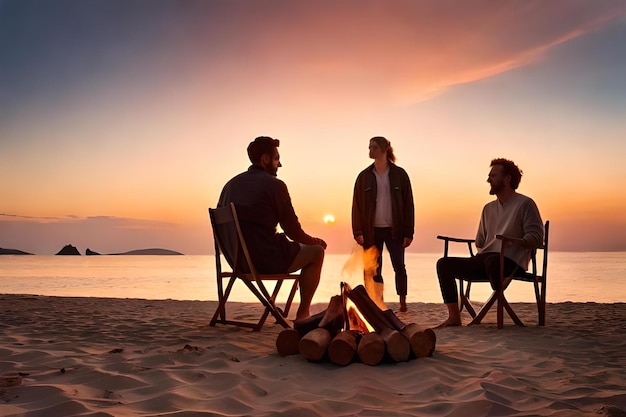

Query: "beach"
left=1, top=295, right=624, bottom=417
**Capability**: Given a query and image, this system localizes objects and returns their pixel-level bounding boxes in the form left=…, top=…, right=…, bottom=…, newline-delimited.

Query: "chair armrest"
left=496, top=235, right=525, bottom=246
left=436, top=235, right=475, bottom=244
left=496, top=235, right=544, bottom=250
left=437, top=235, right=476, bottom=257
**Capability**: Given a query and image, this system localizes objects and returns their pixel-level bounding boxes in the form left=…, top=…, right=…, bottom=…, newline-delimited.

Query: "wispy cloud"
left=197, top=1, right=626, bottom=105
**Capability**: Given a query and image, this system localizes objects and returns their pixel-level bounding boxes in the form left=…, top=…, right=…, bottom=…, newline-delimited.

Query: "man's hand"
left=402, top=237, right=413, bottom=248
left=355, top=235, right=364, bottom=246
left=315, top=238, right=328, bottom=250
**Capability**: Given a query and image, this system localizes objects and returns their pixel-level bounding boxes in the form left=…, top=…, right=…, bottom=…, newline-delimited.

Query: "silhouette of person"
left=218, top=136, right=327, bottom=320
left=436, top=158, right=544, bottom=327
left=352, top=136, right=415, bottom=312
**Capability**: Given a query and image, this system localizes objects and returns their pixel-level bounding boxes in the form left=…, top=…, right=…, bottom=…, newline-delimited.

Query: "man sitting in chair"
left=436, top=158, right=544, bottom=327
left=218, top=136, right=327, bottom=320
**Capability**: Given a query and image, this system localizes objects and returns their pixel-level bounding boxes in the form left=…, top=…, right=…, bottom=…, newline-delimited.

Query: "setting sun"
left=323, top=214, right=336, bottom=225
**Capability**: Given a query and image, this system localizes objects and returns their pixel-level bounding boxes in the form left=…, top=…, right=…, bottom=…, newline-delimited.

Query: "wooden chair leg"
left=210, top=277, right=236, bottom=326
left=269, top=280, right=287, bottom=325
left=497, top=292, right=524, bottom=328
left=469, top=291, right=497, bottom=325
left=242, top=280, right=275, bottom=331
left=502, top=297, right=524, bottom=327
left=537, top=282, right=546, bottom=326
left=282, top=281, right=299, bottom=317
left=458, top=280, right=477, bottom=318
left=249, top=279, right=293, bottom=330
left=497, top=291, right=504, bottom=329
left=470, top=290, right=524, bottom=328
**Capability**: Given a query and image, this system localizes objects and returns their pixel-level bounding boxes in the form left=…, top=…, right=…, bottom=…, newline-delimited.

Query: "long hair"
left=370, top=136, right=396, bottom=163
left=491, top=158, right=523, bottom=190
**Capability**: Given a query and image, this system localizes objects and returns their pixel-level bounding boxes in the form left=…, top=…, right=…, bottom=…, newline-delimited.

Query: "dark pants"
left=370, top=227, right=408, bottom=296
left=436, top=252, right=520, bottom=304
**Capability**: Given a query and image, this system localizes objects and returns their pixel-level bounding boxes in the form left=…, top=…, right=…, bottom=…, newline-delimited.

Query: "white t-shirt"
left=373, top=167, right=393, bottom=227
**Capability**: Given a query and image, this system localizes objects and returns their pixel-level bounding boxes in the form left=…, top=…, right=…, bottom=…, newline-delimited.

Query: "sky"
left=1, top=0, right=626, bottom=255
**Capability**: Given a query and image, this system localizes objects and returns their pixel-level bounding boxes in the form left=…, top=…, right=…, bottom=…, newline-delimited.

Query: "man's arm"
left=402, top=169, right=415, bottom=240
left=352, top=174, right=364, bottom=240
left=475, top=206, right=489, bottom=249
left=521, top=199, right=544, bottom=249
left=274, top=180, right=326, bottom=248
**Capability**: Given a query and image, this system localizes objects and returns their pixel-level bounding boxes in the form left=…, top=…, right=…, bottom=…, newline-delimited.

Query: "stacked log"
left=275, top=283, right=436, bottom=366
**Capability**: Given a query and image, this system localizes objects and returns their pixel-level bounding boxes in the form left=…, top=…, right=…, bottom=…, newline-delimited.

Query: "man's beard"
left=262, top=162, right=278, bottom=176
left=489, top=182, right=503, bottom=195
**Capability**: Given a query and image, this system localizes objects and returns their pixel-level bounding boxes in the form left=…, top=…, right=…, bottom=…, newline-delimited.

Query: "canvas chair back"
left=208, top=202, right=297, bottom=331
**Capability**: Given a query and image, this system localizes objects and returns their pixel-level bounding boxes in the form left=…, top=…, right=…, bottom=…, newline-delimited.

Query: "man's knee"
left=307, top=244, right=325, bottom=264
left=300, top=244, right=325, bottom=267
left=436, top=257, right=449, bottom=275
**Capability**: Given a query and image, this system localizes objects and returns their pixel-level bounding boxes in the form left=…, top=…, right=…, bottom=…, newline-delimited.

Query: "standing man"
left=352, top=136, right=415, bottom=312
left=436, top=158, right=544, bottom=327
left=218, top=136, right=327, bottom=320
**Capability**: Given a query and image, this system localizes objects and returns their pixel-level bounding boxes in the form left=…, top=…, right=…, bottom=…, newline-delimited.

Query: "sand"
left=0, top=294, right=624, bottom=417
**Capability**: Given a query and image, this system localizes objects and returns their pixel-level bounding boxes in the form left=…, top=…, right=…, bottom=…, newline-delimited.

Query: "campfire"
left=276, top=282, right=436, bottom=366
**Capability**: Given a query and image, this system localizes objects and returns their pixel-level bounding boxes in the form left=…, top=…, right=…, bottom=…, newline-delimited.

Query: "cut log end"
left=276, top=328, right=301, bottom=357
left=328, top=330, right=359, bottom=366
left=402, top=323, right=437, bottom=358
left=298, top=328, right=332, bottom=362
left=357, top=332, right=385, bottom=366
left=380, top=328, right=411, bottom=362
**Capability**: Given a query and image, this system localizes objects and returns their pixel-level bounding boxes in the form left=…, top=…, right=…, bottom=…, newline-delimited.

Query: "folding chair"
left=208, top=202, right=299, bottom=331
left=437, top=221, right=549, bottom=329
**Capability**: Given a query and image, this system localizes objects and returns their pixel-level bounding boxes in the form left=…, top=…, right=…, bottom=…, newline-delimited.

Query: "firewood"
left=318, top=295, right=345, bottom=336
left=344, top=285, right=411, bottom=362
left=298, top=328, right=331, bottom=362
left=401, top=323, right=436, bottom=358
left=294, top=310, right=327, bottom=336
left=345, top=285, right=394, bottom=331
left=328, top=330, right=359, bottom=366
left=357, top=332, right=385, bottom=366
left=380, top=328, right=411, bottom=362
left=276, top=328, right=301, bottom=357
left=382, top=309, right=407, bottom=330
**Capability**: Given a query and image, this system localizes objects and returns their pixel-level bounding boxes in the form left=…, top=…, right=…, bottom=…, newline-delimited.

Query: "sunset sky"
left=2, top=1, right=626, bottom=255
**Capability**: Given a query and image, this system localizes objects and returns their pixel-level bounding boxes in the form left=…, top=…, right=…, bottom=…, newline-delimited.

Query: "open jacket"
left=352, top=162, right=415, bottom=248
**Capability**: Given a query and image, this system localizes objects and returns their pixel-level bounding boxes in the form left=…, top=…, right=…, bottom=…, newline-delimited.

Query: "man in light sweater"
left=436, top=158, right=544, bottom=327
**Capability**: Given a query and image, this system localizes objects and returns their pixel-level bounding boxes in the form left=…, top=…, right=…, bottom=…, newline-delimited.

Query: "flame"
left=345, top=297, right=375, bottom=333
left=362, top=246, right=387, bottom=310
left=362, top=246, right=379, bottom=276
left=341, top=245, right=386, bottom=310
left=341, top=244, right=379, bottom=277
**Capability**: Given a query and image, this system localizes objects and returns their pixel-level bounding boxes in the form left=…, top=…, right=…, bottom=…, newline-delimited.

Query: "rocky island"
left=110, top=248, right=183, bottom=255
left=0, top=247, right=33, bottom=255
left=56, top=244, right=81, bottom=255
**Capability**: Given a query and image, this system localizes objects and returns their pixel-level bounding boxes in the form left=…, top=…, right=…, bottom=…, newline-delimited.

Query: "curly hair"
left=490, top=158, right=523, bottom=190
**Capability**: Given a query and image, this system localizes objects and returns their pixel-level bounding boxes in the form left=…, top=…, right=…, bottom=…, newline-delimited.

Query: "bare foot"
left=295, top=306, right=310, bottom=321
left=434, top=319, right=462, bottom=329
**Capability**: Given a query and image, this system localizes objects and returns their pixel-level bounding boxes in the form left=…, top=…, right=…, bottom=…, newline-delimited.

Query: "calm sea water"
left=0, top=253, right=624, bottom=304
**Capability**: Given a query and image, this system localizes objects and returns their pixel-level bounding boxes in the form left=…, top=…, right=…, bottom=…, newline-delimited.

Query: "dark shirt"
left=218, top=165, right=318, bottom=273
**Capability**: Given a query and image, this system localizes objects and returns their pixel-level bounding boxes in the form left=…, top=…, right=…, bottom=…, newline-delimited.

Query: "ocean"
left=1, top=252, right=624, bottom=305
